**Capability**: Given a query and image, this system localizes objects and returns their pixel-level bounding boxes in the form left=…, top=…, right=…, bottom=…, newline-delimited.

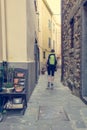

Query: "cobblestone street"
left=0, top=69, right=87, bottom=130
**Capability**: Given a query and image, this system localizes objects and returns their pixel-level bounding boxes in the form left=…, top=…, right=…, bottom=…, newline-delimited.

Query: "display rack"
left=0, top=68, right=28, bottom=121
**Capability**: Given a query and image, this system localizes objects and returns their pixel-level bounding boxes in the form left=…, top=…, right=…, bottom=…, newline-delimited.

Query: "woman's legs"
left=47, top=66, right=55, bottom=89
left=50, top=68, right=55, bottom=89
left=47, top=67, right=51, bottom=88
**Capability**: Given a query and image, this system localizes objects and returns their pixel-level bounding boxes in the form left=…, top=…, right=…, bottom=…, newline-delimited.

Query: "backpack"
left=48, top=54, right=56, bottom=65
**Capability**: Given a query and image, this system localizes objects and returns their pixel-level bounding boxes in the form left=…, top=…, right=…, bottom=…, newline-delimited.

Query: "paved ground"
left=0, top=69, right=87, bottom=130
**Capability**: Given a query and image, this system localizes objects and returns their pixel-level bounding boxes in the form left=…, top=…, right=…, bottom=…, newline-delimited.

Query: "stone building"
left=61, top=0, right=87, bottom=102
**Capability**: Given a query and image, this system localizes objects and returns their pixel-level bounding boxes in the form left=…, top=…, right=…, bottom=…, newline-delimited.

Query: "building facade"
left=37, top=0, right=60, bottom=68
left=61, top=0, right=87, bottom=101
left=52, top=17, right=61, bottom=58
left=37, top=0, right=52, bottom=66
left=0, top=0, right=39, bottom=99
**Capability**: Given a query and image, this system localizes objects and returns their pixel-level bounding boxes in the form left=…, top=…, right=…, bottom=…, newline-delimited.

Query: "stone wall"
left=61, top=0, right=83, bottom=93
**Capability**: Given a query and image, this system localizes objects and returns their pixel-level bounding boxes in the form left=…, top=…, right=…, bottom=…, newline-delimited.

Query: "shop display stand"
left=0, top=68, right=28, bottom=121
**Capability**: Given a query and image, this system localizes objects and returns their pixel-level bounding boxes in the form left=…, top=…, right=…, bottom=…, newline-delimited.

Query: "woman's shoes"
left=47, top=82, right=50, bottom=89
left=47, top=82, right=54, bottom=90
left=51, top=83, right=53, bottom=90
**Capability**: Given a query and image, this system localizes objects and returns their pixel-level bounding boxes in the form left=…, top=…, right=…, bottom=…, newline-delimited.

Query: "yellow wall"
left=45, top=0, right=61, bottom=24
left=56, top=24, right=61, bottom=57
left=0, top=1, right=2, bottom=61
left=52, top=17, right=61, bottom=57
left=0, top=0, right=38, bottom=63
left=37, top=0, right=43, bottom=63
left=38, top=0, right=52, bottom=64
left=5, top=0, right=27, bottom=62
left=42, top=1, right=51, bottom=49
left=26, top=0, right=37, bottom=62
left=38, top=0, right=61, bottom=65
left=0, top=0, right=7, bottom=61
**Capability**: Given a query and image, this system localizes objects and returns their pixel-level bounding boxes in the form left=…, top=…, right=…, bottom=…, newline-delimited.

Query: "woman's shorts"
left=47, top=65, right=55, bottom=76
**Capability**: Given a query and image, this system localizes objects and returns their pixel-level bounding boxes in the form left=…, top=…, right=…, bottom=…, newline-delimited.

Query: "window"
left=48, top=20, right=51, bottom=30
left=53, top=40, right=55, bottom=49
left=53, top=23, right=55, bottom=33
left=34, top=0, right=37, bottom=11
left=48, top=38, right=51, bottom=48
left=70, top=18, right=74, bottom=48
left=43, top=51, right=46, bottom=59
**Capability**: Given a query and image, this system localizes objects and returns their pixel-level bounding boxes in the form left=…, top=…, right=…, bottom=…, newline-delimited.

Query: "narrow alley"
left=0, top=0, right=87, bottom=129
left=0, top=68, right=87, bottom=130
